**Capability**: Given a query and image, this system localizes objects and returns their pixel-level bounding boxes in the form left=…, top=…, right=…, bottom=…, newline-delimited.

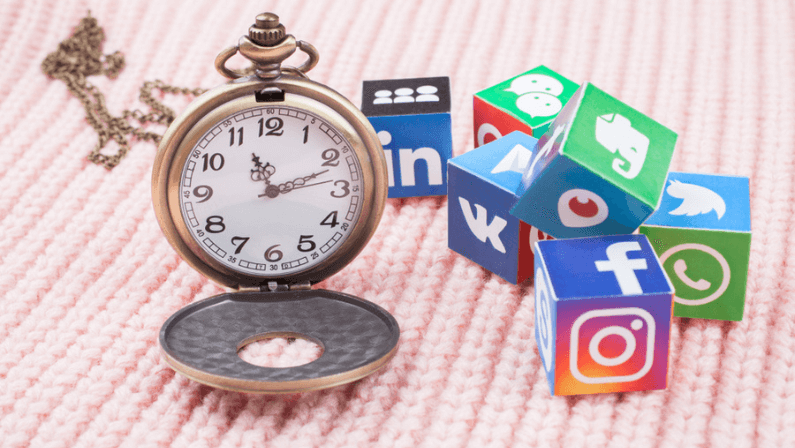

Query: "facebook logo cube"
left=474, top=65, right=579, bottom=147
left=510, top=82, right=677, bottom=239
left=639, top=172, right=752, bottom=321
left=362, top=77, right=452, bottom=198
left=448, top=131, right=552, bottom=284
left=534, top=234, right=674, bottom=395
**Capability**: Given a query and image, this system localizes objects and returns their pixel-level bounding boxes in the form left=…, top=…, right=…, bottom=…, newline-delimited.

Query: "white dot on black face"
left=374, top=90, right=392, bottom=98
left=394, top=96, right=414, bottom=103
left=416, top=94, right=439, bottom=102
left=394, top=87, right=414, bottom=96
left=373, top=98, right=393, bottom=104
left=416, top=85, right=438, bottom=95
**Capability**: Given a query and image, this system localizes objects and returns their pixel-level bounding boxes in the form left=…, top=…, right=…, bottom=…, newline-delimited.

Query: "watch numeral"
left=320, top=211, right=339, bottom=228
left=202, top=153, right=224, bottom=172
left=331, top=180, right=350, bottom=198
left=321, top=148, right=340, bottom=167
left=231, top=236, right=250, bottom=254
left=229, top=127, right=243, bottom=146
left=302, top=125, right=309, bottom=144
left=259, top=117, right=284, bottom=136
left=205, top=216, right=226, bottom=233
left=193, top=185, right=213, bottom=203
left=264, top=244, right=283, bottom=262
left=297, top=235, right=316, bottom=252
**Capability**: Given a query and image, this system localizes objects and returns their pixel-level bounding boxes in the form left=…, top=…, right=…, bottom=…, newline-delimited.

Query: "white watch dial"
left=178, top=105, right=364, bottom=277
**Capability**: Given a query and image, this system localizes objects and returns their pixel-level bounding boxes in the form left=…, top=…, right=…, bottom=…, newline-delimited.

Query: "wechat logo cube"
left=362, top=77, right=452, bottom=198
left=510, top=83, right=677, bottom=239
left=534, top=234, right=674, bottom=395
left=639, top=172, right=751, bottom=321
left=473, top=66, right=578, bottom=148
left=448, top=132, right=552, bottom=284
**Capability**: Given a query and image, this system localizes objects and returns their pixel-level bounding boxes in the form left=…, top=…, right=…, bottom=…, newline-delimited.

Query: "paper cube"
left=534, top=234, right=674, bottom=395
left=447, top=131, right=552, bottom=284
left=473, top=65, right=579, bottom=147
left=510, top=82, right=677, bottom=239
left=639, top=172, right=751, bottom=321
left=362, top=76, right=452, bottom=198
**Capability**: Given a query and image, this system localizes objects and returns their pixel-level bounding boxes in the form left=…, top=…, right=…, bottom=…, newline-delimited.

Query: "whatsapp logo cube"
left=640, top=172, right=751, bottom=321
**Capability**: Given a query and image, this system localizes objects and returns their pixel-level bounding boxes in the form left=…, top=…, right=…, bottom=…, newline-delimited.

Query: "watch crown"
left=249, top=13, right=286, bottom=47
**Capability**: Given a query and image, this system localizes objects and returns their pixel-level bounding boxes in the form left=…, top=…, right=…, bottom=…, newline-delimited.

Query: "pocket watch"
left=151, top=13, right=398, bottom=393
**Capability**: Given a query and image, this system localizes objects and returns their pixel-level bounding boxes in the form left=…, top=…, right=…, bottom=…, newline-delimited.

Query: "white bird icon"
left=666, top=180, right=726, bottom=219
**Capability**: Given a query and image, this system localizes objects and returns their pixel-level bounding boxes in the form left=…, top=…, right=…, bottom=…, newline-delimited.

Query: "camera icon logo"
left=535, top=267, right=554, bottom=371
left=570, top=307, right=655, bottom=384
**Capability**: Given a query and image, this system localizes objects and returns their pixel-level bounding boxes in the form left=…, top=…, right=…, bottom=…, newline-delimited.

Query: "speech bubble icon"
left=505, top=74, right=565, bottom=96
left=515, top=92, right=562, bottom=118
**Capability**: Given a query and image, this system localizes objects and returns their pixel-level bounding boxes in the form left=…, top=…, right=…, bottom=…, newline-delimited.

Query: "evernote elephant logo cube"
left=473, top=65, right=578, bottom=147
left=362, top=77, right=452, bottom=198
left=511, top=83, right=677, bottom=239
left=533, top=234, right=674, bottom=395
left=447, top=132, right=552, bottom=284
left=639, top=172, right=751, bottom=321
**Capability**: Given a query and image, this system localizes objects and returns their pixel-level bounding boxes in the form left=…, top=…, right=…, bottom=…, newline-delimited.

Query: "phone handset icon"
left=673, top=259, right=710, bottom=291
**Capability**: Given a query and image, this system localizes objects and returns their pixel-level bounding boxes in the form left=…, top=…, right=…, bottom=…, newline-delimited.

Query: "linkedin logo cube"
left=362, top=77, right=452, bottom=198
left=534, top=234, right=674, bottom=395
left=510, top=83, right=677, bottom=239
left=473, top=65, right=578, bottom=148
left=448, top=132, right=552, bottom=284
left=639, top=172, right=751, bottom=321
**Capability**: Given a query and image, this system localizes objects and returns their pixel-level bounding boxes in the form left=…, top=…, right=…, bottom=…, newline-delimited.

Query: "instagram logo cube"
left=639, top=172, right=751, bottom=321
left=448, top=132, right=553, bottom=284
left=474, top=65, right=579, bottom=148
left=510, top=83, right=678, bottom=239
left=534, top=234, right=674, bottom=395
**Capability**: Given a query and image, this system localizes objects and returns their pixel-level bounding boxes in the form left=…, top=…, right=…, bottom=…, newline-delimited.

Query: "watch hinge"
left=256, top=281, right=312, bottom=292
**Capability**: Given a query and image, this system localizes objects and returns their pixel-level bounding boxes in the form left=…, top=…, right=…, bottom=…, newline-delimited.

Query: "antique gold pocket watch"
left=151, top=13, right=398, bottom=393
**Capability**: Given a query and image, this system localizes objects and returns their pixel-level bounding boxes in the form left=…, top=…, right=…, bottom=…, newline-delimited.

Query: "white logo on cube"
left=570, top=307, right=655, bottom=384
left=535, top=267, right=555, bottom=371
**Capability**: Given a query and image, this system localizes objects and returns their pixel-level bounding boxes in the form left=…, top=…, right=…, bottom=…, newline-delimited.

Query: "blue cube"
left=447, top=131, right=552, bottom=284
left=362, top=77, right=453, bottom=198
left=534, top=234, right=674, bottom=395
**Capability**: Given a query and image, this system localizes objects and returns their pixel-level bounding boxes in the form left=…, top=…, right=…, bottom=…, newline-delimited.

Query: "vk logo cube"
left=362, top=77, right=452, bottom=198
left=511, top=83, right=678, bottom=239
left=448, top=132, right=552, bottom=284
left=639, top=172, right=751, bottom=321
left=474, top=65, right=579, bottom=147
left=534, top=234, right=674, bottom=395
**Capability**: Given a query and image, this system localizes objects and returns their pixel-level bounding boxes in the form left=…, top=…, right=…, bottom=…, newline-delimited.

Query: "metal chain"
left=41, top=14, right=206, bottom=170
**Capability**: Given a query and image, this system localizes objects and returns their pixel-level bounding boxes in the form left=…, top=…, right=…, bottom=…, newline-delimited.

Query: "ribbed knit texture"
left=1, top=0, right=793, bottom=446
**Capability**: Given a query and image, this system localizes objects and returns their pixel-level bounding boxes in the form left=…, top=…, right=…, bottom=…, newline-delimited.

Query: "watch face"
left=178, top=105, right=364, bottom=277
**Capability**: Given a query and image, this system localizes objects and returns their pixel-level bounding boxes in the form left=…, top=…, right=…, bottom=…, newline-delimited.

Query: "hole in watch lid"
left=237, top=332, right=324, bottom=368
left=255, top=87, right=285, bottom=102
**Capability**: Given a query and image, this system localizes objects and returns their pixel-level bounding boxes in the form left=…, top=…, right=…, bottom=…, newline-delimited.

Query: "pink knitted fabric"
left=1, top=0, right=793, bottom=446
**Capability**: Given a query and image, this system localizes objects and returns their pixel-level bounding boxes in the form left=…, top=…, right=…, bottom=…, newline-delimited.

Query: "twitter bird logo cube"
left=473, top=66, right=579, bottom=147
left=639, top=172, right=752, bottom=321
left=448, top=131, right=553, bottom=284
left=510, top=82, right=678, bottom=239
left=534, top=234, right=674, bottom=395
left=362, top=76, right=452, bottom=198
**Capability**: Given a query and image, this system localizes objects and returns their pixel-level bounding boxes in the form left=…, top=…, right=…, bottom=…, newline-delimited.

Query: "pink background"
left=1, top=0, right=794, bottom=446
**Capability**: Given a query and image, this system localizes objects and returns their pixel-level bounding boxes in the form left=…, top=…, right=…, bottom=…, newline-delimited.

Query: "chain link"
left=42, top=14, right=206, bottom=170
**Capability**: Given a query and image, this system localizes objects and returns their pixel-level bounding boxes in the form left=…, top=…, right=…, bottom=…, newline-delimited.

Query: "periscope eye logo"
left=558, top=189, right=609, bottom=228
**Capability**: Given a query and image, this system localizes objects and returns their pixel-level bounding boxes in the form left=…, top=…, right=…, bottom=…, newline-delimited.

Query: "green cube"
left=639, top=172, right=752, bottom=321
left=510, top=82, right=677, bottom=239
left=473, top=65, right=579, bottom=146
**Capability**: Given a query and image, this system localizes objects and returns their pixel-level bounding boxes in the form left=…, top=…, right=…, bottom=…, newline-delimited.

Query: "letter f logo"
left=594, top=241, right=648, bottom=294
left=458, top=197, right=507, bottom=253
